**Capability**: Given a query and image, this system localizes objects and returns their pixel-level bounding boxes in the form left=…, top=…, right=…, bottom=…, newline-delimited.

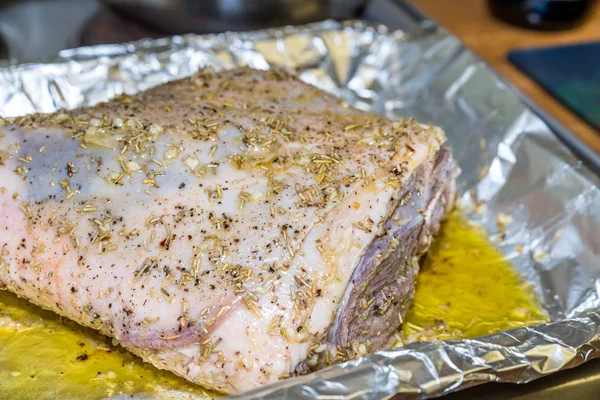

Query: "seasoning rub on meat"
left=0, top=68, right=457, bottom=393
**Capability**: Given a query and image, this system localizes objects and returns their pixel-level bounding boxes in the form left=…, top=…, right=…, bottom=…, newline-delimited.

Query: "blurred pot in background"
left=102, top=0, right=371, bottom=34
left=488, top=0, right=596, bottom=31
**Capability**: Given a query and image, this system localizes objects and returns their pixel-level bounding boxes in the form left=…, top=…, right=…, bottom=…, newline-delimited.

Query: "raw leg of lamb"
left=0, top=68, right=457, bottom=394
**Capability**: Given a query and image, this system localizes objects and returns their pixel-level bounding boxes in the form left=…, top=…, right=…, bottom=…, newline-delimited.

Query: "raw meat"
left=0, top=68, right=456, bottom=393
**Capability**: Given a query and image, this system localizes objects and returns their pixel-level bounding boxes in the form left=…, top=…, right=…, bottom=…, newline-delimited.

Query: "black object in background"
left=508, top=42, right=600, bottom=133
left=488, top=0, right=595, bottom=30
left=102, top=0, right=371, bottom=35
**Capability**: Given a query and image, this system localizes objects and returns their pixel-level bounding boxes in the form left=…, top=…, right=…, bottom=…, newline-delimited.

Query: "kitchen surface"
left=0, top=1, right=599, bottom=399
left=411, top=0, right=600, bottom=154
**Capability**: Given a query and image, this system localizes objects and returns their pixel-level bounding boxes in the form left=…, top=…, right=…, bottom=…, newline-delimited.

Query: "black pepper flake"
left=179, top=182, right=186, bottom=189
left=76, top=353, right=89, bottom=361
left=66, top=162, right=75, bottom=177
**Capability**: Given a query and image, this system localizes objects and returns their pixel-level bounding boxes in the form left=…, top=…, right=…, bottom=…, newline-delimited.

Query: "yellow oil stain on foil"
left=0, top=211, right=548, bottom=399
left=400, top=211, right=549, bottom=344
left=0, top=292, right=218, bottom=399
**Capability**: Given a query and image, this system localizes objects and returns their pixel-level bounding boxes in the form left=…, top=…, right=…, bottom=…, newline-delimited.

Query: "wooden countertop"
left=409, top=0, right=600, bottom=153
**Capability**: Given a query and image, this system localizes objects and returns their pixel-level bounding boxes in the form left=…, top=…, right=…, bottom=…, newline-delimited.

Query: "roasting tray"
left=1, top=17, right=600, bottom=400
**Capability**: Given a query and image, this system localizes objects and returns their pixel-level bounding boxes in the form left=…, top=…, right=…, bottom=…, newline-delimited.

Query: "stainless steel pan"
left=102, top=0, right=370, bottom=34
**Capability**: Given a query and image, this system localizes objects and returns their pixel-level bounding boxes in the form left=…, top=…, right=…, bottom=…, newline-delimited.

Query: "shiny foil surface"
left=1, top=20, right=600, bottom=400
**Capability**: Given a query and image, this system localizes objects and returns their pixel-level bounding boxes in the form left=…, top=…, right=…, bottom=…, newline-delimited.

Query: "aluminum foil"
left=1, top=20, right=600, bottom=400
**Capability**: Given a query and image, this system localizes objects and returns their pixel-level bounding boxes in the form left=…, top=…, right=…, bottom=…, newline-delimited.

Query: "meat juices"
left=0, top=68, right=457, bottom=393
